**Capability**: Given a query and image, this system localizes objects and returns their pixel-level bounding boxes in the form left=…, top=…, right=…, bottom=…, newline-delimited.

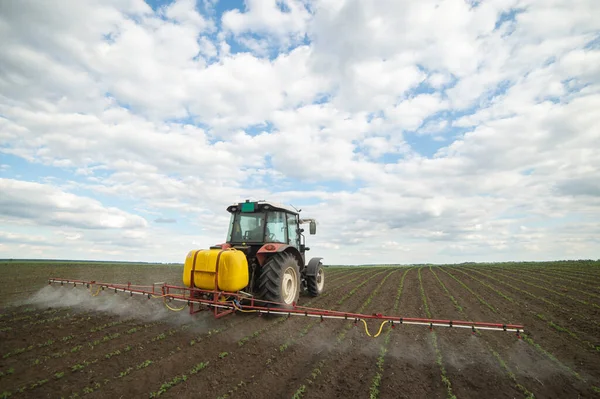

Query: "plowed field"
left=1, top=261, right=599, bottom=398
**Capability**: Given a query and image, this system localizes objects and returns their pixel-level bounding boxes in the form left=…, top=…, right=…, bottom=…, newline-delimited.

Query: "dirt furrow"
left=421, top=267, right=525, bottom=398
left=3, top=269, right=365, bottom=398
left=478, top=268, right=600, bottom=313
left=438, top=267, right=599, bottom=396
left=529, top=270, right=600, bottom=294
left=458, top=267, right=600, bottom=346
left=379, top=268, right=446, bottom=399
left=154, top=269, right=392, bottom=399
left=76, top=269, right=383, bottom=398
left=504, top=269, right=600, bottom=300
left=298, top=269, right=403, bottom=399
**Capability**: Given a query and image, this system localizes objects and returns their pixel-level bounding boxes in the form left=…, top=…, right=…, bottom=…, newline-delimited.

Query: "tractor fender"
left=256, top=243, right=303, bottom=269
left=305, top=257, right=323, bottom=276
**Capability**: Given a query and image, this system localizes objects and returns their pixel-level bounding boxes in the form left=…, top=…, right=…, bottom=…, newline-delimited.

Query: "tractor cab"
left=226, top=200, right=316, bottom=253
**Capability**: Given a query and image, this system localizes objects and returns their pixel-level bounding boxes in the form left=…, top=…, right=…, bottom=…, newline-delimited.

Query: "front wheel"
left=306, top=263, right=325, bottom=297
left=257, top=253, right=300, bottom=307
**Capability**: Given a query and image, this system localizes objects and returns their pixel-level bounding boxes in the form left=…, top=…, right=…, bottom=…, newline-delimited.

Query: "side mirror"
left=309, top=221, right=316, bottom=235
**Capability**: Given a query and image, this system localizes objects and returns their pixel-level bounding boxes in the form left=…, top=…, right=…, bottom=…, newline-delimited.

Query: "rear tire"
left=306, top=263, right=325, bottom=297
left=258, top=253, right=300, bottom=307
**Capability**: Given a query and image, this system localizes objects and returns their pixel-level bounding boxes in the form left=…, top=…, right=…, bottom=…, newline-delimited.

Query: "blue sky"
left=0, top=0, right=599, bottom=264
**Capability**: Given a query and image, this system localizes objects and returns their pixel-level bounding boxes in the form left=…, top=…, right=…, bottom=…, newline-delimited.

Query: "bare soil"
left=1, top=261, right=600, bottom=398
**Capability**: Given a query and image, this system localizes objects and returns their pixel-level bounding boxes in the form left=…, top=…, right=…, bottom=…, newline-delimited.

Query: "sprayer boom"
left=47, top=278, right=524, bottom=338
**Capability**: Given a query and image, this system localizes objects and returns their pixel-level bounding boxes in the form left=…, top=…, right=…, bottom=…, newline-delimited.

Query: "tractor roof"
left=227, top=200, right=299, bottom=215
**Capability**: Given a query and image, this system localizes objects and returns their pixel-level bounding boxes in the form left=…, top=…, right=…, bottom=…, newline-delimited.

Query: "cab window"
left=265, top=212, right=287, bottom=243
left=287, top=213, right=299, bottom=247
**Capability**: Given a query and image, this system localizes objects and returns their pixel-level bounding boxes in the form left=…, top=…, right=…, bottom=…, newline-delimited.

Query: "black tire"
left=306, top=262, right=325, bottom=297
left=258, top=253, right=300, bottom=307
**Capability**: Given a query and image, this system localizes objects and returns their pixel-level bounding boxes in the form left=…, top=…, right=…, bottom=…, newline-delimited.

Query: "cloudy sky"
left=0, top=0, right=599, bottom=265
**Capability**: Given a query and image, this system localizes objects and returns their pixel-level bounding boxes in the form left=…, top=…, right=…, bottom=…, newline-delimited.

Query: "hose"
left=89, top=285, right=102, bottom=297
left=360, top=319, right=388, bottom=338
left=163, top=299, right=187, bottom=312
left=154, top=293, right=186, bottom=311
left=85, top=282, right=390, bottom=334
left=233, top=301, right=388, bottom=338
left=232, top=301, right=259, bottom=313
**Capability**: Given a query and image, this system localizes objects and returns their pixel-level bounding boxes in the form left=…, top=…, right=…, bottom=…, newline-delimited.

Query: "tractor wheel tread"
left=306, top=263, right=324, bottom=297
left=257, top=253, right=300, bottom=306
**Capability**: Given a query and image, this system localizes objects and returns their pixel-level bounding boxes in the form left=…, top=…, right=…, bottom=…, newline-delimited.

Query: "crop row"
left=65, top=269, right=377, bottom=399
left=418, top=268, right=456, bottom=399
left=2, top=319, right=159, bottom=376
left=47, top=324, right=192, bottom=399
left=479, top=268, right=600, bottom=310
left=1, top=316, right=137, bottom=362
left=206, top=269, right=393, bottom=399
left=0, top=307, right=68, bottom=325
left=460, top=267, right=600, bottom=328
left=0, top=320, right=166, bottom=397
left=532, top=270, right=600, bottom=289
left=137, top=273, right=386, bottom=396
left=429, top=267, right=535, bottom=398
left=449, top=268, right=600, bottom=392
left=368, top=268, right=412, bottom=399
left=480, top=266, right=600, bottom=286
left=509, top=269, right=600, bottom=299
left=288, top=269, right=399, bottom=399
left=456, top=268, right=599, bottom=352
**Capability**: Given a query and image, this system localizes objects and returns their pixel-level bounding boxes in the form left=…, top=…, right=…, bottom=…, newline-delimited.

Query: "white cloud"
left=222, top=0, right=311, bottom=48
left=0, top=178, right=147, bottom=230
left=0, top=0, right=598, bottom=264
left=385, top=93, right=449, bottom=132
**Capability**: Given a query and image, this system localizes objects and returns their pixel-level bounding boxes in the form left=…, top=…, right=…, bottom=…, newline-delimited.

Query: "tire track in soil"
left=296, top=269, right=402, bottom=399
left=458, top=267, right=600, bottom=348
left=439, top=267, right=599, bottom=397
left=421, top=267, right=524, bottom=399
left=379, top=268, right=447, bottom=399
left=158, top=269, right=392, bottom=399
left=77, top=268, right=377, bottom=398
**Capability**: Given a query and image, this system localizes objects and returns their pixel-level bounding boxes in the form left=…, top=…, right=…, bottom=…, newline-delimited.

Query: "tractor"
left=182, top=200, right=325, bottom=307
left=48, top=200, right=525, bottom=334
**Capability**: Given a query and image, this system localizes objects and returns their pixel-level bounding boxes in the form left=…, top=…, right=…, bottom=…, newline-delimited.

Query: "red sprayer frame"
left=47, top=278, right=525, bottom=337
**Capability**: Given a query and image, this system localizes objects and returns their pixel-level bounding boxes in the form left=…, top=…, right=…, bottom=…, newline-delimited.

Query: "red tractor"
left=183, top=200, right=325, bottom=306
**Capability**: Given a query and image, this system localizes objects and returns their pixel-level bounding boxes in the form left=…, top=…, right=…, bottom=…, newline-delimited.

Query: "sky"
left=0, top=0, right=599, bottom=265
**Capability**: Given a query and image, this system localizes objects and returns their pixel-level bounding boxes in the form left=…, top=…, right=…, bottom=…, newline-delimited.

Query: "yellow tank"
left=183, top=248, right=249, bottom=292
